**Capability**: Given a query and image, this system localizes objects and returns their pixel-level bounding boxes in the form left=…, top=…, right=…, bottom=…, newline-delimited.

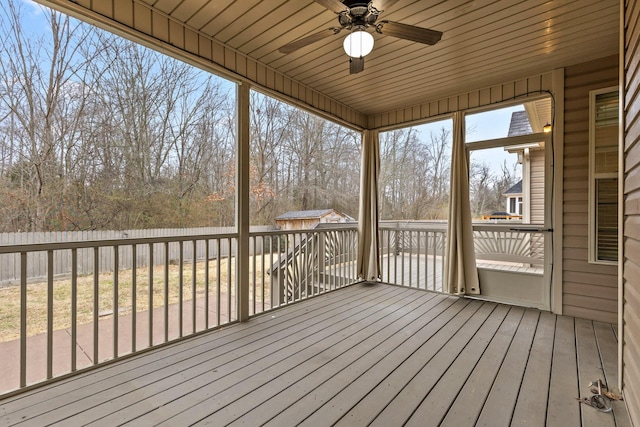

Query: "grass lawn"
left=0, top=255, right=273, bottom=342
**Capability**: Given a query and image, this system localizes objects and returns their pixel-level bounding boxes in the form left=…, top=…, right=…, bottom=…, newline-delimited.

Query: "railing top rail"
left=0, top=232, right=239, bottom=254
left=379, top=225, right=448, bottom=233
left=0, top=227, right=361, bottom=254
left=472, top=224, right=547, bottom=232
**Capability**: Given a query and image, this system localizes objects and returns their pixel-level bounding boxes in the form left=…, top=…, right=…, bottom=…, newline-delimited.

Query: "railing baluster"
left=302, top=232, right=306, bottom=297
left=93, top=247, right=99, bottom=364
left=47, top=250, right=53, bottom=379
left=304, top=233, right=308, bottom=298
left=20, top=252, right=27, bottom=387
left=314, top=232, right=318, bottom=292
left=401, top=231, right=405, bottom=287
left=416, top=231, right=421, bottom=289
left=227, top=237, right=232, bottom=323
left=148, top=244, right=154, bottom=348
left=132, top=245, right=137, bottom=353
left=284, top=234, right=289, bottom=304
left=71, top=249, right=77, bottom=371
left=394, top=230, right=398, bottom=285
left=317, top=232, right=321, bottom=293
left=353, top=230, right=357, bottom=281
left=337, top=231, right=342, bottom=288
left=269, top=236, right=274, bottom=309
left=164, top=241, right=169, bottom=343
left=113, top=245, right=119, bottom=359
left=433, top=231, right=446, bottom=292
left=261, top=236, right=265, bottom=312
left=386, top=230, right=390, bottom=283
left=341, top=230, right=345, bottom=288
left=331, top=231, right=340, bottom=289
left=408, top=231, right=413, bottom=288
left=178, top=241, right=183, bottom=338
left=252, top=236, right=256, bottom=315
left=205, top=239, right=210, bottom=329
left=192, top=240, right=197, bottom=334
left=216, top=238, right=221, bottom=326
left=328, top=232, right=333, bottom=291
left=422, top=232, right=428, bottom=291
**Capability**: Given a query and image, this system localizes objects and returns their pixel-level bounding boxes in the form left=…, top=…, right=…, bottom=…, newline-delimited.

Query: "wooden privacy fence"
left=0, top=226, right=271, bottom=286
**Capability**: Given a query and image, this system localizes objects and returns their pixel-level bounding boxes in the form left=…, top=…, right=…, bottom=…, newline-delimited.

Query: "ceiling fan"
left=279, top=0, right=443, bottom=74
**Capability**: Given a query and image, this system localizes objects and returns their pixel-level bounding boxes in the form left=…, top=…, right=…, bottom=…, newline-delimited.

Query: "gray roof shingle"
left=507, top=111, right=532, bottom=137
left=504, top=179, right=523, bottom=194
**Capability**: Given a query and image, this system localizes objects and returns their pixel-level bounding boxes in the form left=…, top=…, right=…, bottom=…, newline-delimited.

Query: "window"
left=518, top=197, right=523, bottom=216
left=465, top=98, right=551, bottom=225
left=589, top=87, right=619, bottom=263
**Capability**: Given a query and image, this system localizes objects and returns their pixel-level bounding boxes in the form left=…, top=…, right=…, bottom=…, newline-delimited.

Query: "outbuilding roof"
left=275, top=209, right=338, bottom=220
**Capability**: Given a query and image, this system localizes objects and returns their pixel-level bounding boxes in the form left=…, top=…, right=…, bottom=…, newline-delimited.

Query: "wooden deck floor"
left=0, top=283, right=631, bottom=426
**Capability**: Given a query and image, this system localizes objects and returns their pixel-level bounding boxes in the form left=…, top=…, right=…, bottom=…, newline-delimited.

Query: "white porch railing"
left=379, top=223, right=447, bottom=291
left=0, top=222, right=544, bottom=396
left=0, top=233, right=239, bottom=394
left=0, top=227, right=360, bottom=396
left=473, top=225, right=545, bottom=273
left=251, top=227, right=359, bottom=314
left=377, top=222, right=545, bottom=291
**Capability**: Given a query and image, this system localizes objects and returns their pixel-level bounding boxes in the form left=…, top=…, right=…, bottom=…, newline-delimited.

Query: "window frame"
left=588, top=85, right=620, bottom=264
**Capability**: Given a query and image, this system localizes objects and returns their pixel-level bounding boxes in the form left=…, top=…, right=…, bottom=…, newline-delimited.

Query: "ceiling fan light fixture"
left=343, top=30, right=374, bottom=58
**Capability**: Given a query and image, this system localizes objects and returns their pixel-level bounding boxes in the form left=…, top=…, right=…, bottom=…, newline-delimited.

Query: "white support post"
left=551, top=67, right=565, bottom=315
left=237, top=83, right=250, bottom=322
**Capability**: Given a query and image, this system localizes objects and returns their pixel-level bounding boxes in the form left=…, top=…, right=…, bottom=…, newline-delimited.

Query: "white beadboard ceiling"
left=133, top=0, right=618, bottom=116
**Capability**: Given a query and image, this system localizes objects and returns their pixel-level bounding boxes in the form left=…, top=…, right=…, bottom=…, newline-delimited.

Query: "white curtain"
left=357, top=129, right=381, bottom=281
left=445, top=112, right=480, bottom=295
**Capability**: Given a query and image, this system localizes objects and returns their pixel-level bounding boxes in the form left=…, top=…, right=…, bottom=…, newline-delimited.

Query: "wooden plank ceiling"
left=133, top=0, right=618, bottom=116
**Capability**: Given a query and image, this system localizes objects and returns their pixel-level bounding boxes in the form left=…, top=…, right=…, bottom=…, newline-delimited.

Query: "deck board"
left=593, top=322, right=633, bottom=427
left=575, top=318, right=616, bottom=427
left=225, top=290, right=444, bottom=426
left=547, top=315, right=581, bottom=427
left=510, top=311, right=556, bottom=426
left=0, top=282, right=629, bottom=426
left=338, top=301, right=494, bottom=426
left=68, top=285, right=405, bottom=425
left=439, top=306, right=526, bottom=427
left=475, top=308, right=540, bottom=427
left=259, top=296, right=461, bottom=426
left=383, top=303, right=510, bottom=427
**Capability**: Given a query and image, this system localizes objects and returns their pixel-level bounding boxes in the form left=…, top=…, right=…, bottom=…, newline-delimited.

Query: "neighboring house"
left=504, top=180, right=523, bottom=217
left=504, top=109, right=546, bottom=224
left=275, top=209, right=354, bottom=231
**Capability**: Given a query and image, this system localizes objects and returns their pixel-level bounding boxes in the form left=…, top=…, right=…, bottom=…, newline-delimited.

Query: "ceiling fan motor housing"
left=339, top=1, right=381, bottom=27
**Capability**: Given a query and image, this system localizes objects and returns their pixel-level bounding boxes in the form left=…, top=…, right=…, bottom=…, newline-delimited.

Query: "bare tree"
left=379, top=126, right=451, bottom=220
left=0, top=2, right=98, bottom=231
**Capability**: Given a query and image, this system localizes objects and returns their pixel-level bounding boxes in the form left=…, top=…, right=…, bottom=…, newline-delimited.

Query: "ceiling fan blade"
left=377, top=20, right=443, bottom=45
left=313, top=0, right=348, bottom=13
left=279, top=28, right=341, bottom=54
left=349, top=57, right=365, bottom=74
left=370, top=0, right=400, bottom=12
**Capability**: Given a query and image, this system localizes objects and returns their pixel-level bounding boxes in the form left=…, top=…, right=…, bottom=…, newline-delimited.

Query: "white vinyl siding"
left=530, top=149, right=545, bottom=224
left=562, top=56, right=618, bottom=324
left=624, top=0, right=640, bottom=422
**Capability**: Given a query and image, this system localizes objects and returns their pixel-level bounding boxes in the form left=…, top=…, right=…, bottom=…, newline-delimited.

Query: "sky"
left=15, top=0, right=44, bottom=30
left=413, top=104, right=524, bottom=174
